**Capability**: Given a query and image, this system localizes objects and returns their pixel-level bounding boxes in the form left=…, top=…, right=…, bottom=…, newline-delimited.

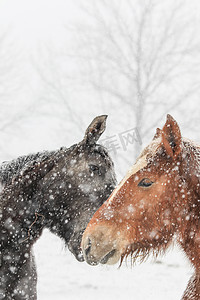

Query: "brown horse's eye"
left=138, top=178, right=154, bottom=188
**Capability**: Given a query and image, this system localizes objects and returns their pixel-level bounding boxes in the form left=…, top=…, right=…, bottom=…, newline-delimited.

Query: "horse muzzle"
left=81, top=225, right=122, bottom=266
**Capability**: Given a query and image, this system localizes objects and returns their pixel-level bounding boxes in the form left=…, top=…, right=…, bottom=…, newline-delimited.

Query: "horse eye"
left=138, top=178, right=154, bottom=188
left=89, top=165, right=99, bottom=172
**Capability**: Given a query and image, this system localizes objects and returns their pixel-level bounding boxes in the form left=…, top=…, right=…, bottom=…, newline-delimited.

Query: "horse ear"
left=83, top=115, right=107, bottom=145
left=153, top=128, right=162, bottom=140
left=161, top=114, right=182, bottom=159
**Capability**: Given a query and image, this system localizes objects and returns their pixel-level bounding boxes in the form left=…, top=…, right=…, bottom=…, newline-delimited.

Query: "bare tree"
left=33, top=0, right=200, bottom=176
left=69, top=0, right=200, bottom=159
left=0, top=32, right=34, bottom=158
left=31, top=43, right=87, bottom=141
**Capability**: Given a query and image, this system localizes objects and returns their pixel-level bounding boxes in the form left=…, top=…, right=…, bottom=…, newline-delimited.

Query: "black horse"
left=0, top=115, right=116, bottom=300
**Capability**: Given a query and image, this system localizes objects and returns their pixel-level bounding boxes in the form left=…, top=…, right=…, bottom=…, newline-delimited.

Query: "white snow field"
left=34, top=229, right=192, bottom=300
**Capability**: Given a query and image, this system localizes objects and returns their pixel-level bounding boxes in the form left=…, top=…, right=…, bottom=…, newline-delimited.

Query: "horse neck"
left=0, top=150, right=56, bottom=186
left=178, top=140, right=200, bottom=271
left=0, top=188, right=44, bottom=249
left=181, top=140, right=200, bottom=203
left=0, top=154, right=57, bottom=246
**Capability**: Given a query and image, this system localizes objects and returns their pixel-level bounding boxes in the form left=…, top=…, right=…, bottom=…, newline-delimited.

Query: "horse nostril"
left=84, top=238, right=92, bottom=257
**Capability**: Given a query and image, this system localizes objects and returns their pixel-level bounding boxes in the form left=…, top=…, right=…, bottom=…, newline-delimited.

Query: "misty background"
left=0, top=0, right=200, bottom=178
left=0, top=0, right=199, bottom=299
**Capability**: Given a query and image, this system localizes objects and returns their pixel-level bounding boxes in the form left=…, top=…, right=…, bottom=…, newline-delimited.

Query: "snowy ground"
left=34, top=229, right=192, bottom=300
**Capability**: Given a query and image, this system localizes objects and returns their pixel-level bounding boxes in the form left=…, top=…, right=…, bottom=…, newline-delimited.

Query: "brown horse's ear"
left=83, top=115, right=107, bottom=145
left=161, top=114, right=182, bottom=159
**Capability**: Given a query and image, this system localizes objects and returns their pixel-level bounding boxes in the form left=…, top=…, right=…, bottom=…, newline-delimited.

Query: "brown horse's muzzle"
left=81, top=224, right=125, bottom=265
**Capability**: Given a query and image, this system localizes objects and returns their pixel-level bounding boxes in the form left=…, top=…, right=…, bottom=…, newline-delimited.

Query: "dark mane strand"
left=0, top=144, right=79, bottom=187
left=0, top=150, right=56, bottom=186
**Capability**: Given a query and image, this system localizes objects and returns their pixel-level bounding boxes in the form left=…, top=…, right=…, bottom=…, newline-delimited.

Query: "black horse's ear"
left=83, top=115, right=107, bottom=145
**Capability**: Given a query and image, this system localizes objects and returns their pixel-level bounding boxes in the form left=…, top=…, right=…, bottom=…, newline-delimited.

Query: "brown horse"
left=82, top=114, right=200, bottom=300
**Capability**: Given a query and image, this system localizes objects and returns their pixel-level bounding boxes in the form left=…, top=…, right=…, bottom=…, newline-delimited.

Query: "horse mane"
left=0, top=150, right=57, bottom=186
left=0, top=140, right=101, bottom=188
left=182, top=138, right=200, bottom=169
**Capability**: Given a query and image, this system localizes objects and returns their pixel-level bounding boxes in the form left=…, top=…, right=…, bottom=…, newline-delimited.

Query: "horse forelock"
left=93, top=144, right=114, bottom=168
left=137, top=136, right=163, bottom=161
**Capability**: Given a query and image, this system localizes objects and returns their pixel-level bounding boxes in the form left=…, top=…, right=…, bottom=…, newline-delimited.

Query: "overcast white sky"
left=0, top=0, right=199, bottom=171
left=0, top=0, right=79, bottom=48
left=0, top=0, right=198, bottom=47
